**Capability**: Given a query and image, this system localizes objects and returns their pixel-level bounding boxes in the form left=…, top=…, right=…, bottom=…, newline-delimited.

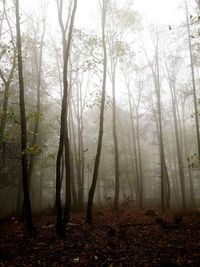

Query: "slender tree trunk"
left=127, top=85, right=140, bottom=207
left=164, top=160, right=170, bottom=209
left=39, top=158, right=45, bottom=210
left=185, top=1, right=200, bottom=157
left=15, top=0, right=34, bottom=233
left=123, top=132, right=135, bottom=201
left=182, top=98, right=195, bottom=208
left=0, top=83, right=9, bottom=161
left=72, top=77, right=85, bottom=210
left=55, top=0, right=77, bottom=237
left=168, top=153, right=179, bottom=207
left=112, top=71, right=120, bottom=210
left=68, top=106, right=78, bottom=209
left=0, top=53, right=16, bottom=164
left=77, top=91, right=83, bottom=210
left=64, top=126, right=71, bottom=222
left=70, top=109, right=79, bottom=209
left=155, top=42, right=170, bottom=211
left=169, top=84, right=186, bottom=210
left=135, top=104, right=144, bottom=207
left=79, top=81, right=85, bottom=210
left=28, top=21, right=46, bottom=182
left=70, top=154, right=78, bottom=209
left=144, top=39, right=170, bottom=211
left=16, top=174, right=23, bottom=215
left=80, top=118, right=85, bottom=208
left=97, top=177, right=101, bottom=207
left=60, top=154, right=65, bottom=187
left=71, top=102, right=81, bottom=210
left=86, top=0, right=108, bottom=223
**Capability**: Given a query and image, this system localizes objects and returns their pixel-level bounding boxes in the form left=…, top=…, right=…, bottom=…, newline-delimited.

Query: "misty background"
left=0, top=0, right=200, bottom=220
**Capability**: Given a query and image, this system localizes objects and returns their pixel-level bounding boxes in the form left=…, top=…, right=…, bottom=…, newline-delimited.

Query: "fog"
left=0, top=0, right=200, bottom=226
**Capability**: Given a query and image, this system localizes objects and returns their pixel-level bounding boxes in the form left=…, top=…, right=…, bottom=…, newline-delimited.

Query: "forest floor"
left=0, top=209, right=200, bottom=267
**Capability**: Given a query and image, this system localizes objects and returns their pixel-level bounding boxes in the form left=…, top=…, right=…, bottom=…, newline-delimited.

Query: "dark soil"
left=0, top=209, right=200, bottom=266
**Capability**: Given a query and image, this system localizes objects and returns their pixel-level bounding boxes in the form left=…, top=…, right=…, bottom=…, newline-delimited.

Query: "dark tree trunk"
left=0, top=53, right=16, bottom=166
left=0, top=0, right=16, bottom=156
left=64, top=126, right=71, bottom=222
left=70, top=108, right=79, bottom=209
left=0, top=83, right=9, bottom=162
left=86, top=0, right=108, bottom=223
left=154, top=41, right=170, bottom=212
left=15, top=0, right=34, bottom=234
left=55, top=0, right=77, bottom=237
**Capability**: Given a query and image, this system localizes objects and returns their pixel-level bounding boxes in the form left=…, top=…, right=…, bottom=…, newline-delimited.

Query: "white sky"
left=20, top=0, right=185, bottom=31
left=75, top=0, right=185, bottom=30
left=134, top=0, right=184, bottom=25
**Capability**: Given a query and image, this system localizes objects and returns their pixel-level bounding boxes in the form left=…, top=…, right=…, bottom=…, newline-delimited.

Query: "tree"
left=15, top=0, right=34, bottom=233
left=28, top=2, right=47, bottom=184
left=185, top=0, right=200, bottom=158
left=144, top=32, right=170, bottom=211
left=132, top=76, right=145, bottom=207
left=120, top=47, right=144, bottom=208
left=107, top=33, right=121, bottom=210
left=0, top=0, right=16, bottom=166
left=87, top=0, right=108, bottom=223
left=165, top=55, right=186, bottom=210
left=154, top=41, right=170, bottom=211
left=55, top=0, right=77, bottom=237
left=181, top=92, right=195, bottom=208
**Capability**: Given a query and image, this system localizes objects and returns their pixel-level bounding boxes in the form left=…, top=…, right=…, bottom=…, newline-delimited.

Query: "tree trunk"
left=77, top=94, right=84, bottom=210
left=15, top=0, right=34, bottom=234
left=55, top=0, right=77, bottom=237
left=154, top=41, right=170, bottom=212
left=112, top=71, right=120, bottom=210
left=0, top=53, right=16, bottom=165
left=28, top=20, right=45, bottom=182
left=64, top=126, right=71, bottom=222
left=185, top=1, right=200, bottom=157
left=0, top=83, right=9, bottom=162
left=86, top=0, right=108, bottom=223
left=135, top=100, right=144, bottom=207
left=127, top=85, right=141, bottom=207
left=70, top=109, right=79, bottom=209
left=68, top=107, right=78, bottom=209
left=182, top=98, right=195, bottom=208
left=170, top=84, right=186, bottom=210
